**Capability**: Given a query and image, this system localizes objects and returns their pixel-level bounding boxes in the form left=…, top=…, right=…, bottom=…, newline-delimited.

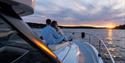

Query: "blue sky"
left=23, top=0, right=125, bottom=27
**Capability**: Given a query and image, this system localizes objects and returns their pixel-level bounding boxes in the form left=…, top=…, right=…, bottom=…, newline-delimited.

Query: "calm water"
left=63, top=29, right=125, bottom=48
left=33, top=28, right=125, bottom=63
left=62, top=29, right=125, bottom=63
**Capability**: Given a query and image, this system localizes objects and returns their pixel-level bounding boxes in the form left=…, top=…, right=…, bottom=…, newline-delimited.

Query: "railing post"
left=99, top=40, right=101, bottom=53
left=89, top=35, right=91, bottom=43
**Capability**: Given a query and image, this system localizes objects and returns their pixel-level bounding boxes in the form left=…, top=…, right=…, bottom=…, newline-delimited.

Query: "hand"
left=69, top=38, right=72, bottom=41
left=62, top=38, right=67, bottom=41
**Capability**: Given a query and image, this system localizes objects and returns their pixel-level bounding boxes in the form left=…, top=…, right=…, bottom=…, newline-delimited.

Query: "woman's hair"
left=51, top=21, right=58, bottom=31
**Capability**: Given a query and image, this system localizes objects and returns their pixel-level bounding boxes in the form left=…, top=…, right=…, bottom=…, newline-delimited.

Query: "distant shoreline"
left=26, top=22, right=125, bottom=30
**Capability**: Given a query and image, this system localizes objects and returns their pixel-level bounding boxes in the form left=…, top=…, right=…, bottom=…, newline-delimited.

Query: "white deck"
left=73, top=40, right=103, bottom=63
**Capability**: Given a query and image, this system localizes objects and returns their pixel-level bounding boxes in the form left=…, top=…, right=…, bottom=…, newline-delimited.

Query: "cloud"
left=23, top=0, right=125, bottom=25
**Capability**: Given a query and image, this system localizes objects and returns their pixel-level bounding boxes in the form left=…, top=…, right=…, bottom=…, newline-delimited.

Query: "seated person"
left=41, top=19, right=65, bottom=45
left=51, top=21, right=72, bottom=41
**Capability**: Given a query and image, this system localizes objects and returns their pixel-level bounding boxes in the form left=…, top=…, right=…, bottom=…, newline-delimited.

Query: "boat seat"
left=0, top=46, right=28, bottom=63
left=0, top=31, right=15, bottom=41
left=0, top=31, right=15, bottom=38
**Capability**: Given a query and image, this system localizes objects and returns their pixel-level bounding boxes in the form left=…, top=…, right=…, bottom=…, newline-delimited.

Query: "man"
left=41, top=19, right=64, bottom=45
left=45, top=19, right=51, bottom=26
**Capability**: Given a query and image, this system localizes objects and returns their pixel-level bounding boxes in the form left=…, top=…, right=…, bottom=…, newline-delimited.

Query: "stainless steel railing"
left=63, top=31, right=115, bottom=63
left=85, top=33, right=115, bottom=63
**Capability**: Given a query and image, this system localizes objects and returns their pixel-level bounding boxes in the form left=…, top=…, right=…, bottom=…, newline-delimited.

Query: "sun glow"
left=93, top=25, right=116, bottom=29
left=105, top=23, right=116, bottom=29
left=61, top=23, right=116, bottom=29
left=107, top=25, right=115, bottom=29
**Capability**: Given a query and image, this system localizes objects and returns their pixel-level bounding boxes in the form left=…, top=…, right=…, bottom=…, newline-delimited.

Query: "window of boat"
left=0, top=16, right=27, bottom=47
left=0, top=16, right=56, bottom=63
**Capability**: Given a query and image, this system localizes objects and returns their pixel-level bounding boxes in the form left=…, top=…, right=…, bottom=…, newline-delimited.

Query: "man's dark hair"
left=46, top=19, right=51, bottom=25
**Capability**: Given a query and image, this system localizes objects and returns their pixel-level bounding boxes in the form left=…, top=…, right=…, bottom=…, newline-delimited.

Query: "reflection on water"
left=107, top=29, right=113, bottom=44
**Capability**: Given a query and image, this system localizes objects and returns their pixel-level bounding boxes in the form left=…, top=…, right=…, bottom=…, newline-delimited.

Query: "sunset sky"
left=23, top=0, right=125, bottom=27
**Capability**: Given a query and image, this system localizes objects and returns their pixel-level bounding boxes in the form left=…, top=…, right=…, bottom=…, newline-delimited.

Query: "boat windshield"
left=0, top=15, right=58, bottom=63
left=0, top=16, right=28, bottom=46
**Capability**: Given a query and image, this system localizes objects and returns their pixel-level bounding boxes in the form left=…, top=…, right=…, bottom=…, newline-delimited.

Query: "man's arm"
left=51, top=28, right=64, bottom=43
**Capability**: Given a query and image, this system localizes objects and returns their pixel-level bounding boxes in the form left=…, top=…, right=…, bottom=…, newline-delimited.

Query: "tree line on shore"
left=27, top=22, right=125, bottom=29
left=115, top=24, right=125, bottom=29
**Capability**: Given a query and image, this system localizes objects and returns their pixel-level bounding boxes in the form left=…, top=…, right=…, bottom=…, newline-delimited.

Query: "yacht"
left=0, top=0, right=115, bottom=63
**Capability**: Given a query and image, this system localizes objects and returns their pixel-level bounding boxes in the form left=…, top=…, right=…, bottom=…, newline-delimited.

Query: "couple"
left=41, top=19, right=65, bottom=45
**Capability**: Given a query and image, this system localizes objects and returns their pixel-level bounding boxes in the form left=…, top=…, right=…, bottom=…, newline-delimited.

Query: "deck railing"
left=85, top=33, right=115, bottom=63
left=63, top=31, right=115, bottom=63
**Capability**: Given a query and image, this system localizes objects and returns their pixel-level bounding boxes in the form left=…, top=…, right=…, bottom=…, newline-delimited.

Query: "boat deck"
left=73, top=40, right=101, bottom=63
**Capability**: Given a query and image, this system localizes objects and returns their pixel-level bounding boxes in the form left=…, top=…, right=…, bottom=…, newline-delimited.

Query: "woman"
left=51, top=21, right=70, bottom=41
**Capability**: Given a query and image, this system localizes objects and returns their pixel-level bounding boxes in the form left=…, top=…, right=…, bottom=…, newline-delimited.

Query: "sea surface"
left=62, top=29, right=125, bottom=63
left=33, top=28, right=125, bottom=63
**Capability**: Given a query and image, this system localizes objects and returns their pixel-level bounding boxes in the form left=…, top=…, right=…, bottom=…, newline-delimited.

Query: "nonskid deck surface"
left=73, top=40, right=99, bottom=63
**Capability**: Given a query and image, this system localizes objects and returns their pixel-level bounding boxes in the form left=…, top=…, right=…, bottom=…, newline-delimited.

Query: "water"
left=62, top=29, right=125, bottom=63
left=33, top=28, right=125, bottom=63
left=63, top=29, right=125, bottom=47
